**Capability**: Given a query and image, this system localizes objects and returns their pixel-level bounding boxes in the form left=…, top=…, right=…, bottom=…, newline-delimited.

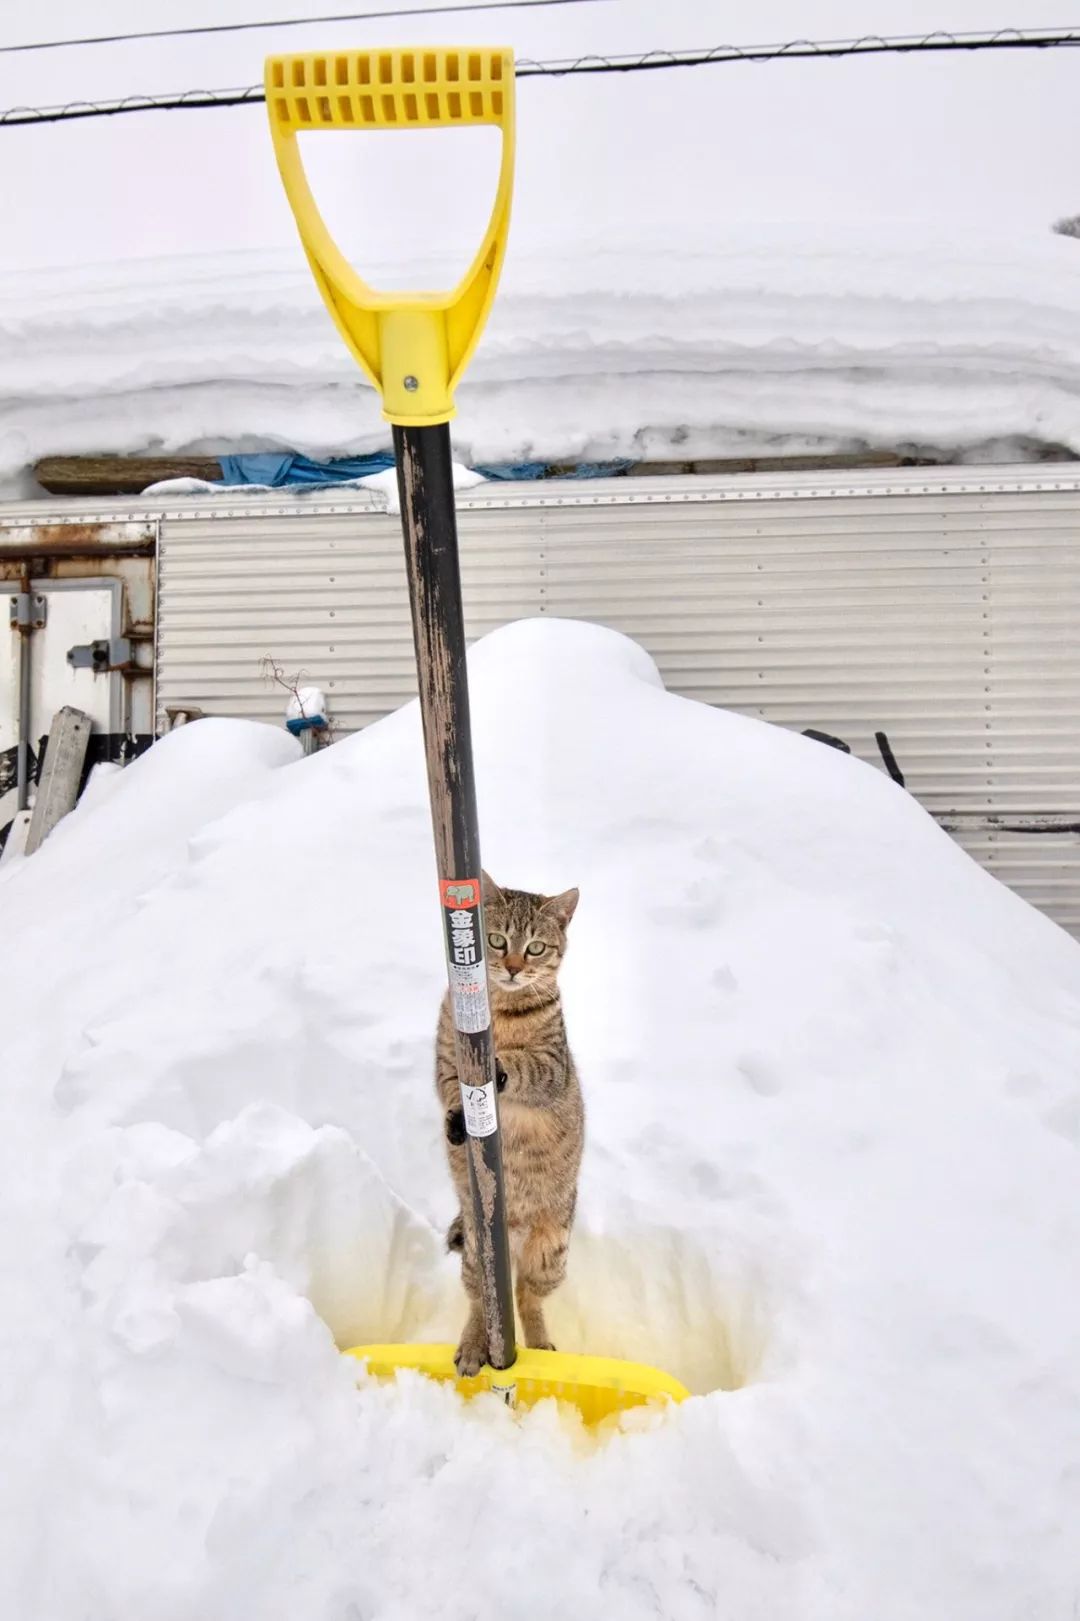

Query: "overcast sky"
left=2, top=0, right=1079, bottom=274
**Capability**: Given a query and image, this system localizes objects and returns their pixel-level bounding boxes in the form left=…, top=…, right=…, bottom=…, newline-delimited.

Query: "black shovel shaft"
left=393, top=422, right=517, bottom=1372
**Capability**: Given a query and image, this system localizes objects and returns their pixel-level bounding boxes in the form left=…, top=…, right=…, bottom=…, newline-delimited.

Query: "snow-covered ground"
left=3, top=618, right=1080, bottom=1618
left=4, top=225, right=1080, bottom=492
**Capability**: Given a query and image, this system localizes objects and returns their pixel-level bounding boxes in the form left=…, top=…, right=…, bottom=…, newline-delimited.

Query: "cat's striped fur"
left=436, top=872, right=583, bottom=1376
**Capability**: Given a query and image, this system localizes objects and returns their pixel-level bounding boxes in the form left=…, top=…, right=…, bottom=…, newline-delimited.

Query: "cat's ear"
left=544, top=887, right=579, bottom=928
left=481, top=870, right=504, bottom=905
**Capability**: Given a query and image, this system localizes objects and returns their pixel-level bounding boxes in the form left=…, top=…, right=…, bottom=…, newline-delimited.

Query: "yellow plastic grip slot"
left=265, top=46, right=515, bottom=426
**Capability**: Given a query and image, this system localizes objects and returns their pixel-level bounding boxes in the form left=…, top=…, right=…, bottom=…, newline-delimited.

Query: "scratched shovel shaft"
left=393, top=422, right=517, bottom=1373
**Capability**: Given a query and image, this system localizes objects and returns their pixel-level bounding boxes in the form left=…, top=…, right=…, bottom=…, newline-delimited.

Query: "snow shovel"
left=266, top=45, right=688, bottom=1423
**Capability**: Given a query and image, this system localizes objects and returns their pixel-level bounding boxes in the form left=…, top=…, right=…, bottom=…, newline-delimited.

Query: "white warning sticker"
left=449, top=962, right=490, bottom=1034
left=461, top=1080, right=498, bottom=1138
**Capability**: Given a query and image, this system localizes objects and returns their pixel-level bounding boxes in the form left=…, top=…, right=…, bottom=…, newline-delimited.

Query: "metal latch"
left=9, top=592, right=47, bottom=630
left=66, top=636, right=134, bottom=672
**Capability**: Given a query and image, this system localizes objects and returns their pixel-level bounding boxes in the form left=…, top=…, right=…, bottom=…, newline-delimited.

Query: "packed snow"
left=3, top=225, right=1080, bottom=495
left=2, top=617, right=1080, bottom=1618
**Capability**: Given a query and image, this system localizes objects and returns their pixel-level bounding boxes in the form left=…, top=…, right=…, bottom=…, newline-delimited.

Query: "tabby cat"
left=436, top=872, right=583, bottom=1376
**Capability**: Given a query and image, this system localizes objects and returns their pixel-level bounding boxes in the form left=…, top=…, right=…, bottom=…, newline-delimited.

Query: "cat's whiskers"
left=527, top=979, right=550, bottom=1012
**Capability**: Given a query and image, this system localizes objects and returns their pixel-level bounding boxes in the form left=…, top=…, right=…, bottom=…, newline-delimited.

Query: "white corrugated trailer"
left=3, top=463, right=1078, bottom=935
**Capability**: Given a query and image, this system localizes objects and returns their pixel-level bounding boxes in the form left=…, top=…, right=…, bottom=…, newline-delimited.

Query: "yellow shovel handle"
left=265, top=47, right=515, bottom=426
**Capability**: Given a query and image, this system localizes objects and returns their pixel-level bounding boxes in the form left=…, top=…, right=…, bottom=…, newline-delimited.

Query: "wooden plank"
left=34, top=456, right=223, bottom=495
left=33, top=450, right=922, bottom=497
left=612, top=451, right=915, bottom=477
left=24, top=707, right=94, bottom=855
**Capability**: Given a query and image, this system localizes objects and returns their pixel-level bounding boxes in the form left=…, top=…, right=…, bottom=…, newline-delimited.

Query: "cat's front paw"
left=445, top=1107, right=466, bottom=1146
left=454, top=1326, right=489, bottom=1378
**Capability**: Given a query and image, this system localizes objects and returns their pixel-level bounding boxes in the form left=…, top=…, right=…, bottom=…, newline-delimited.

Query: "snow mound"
left=2, top=617, right=1080, bottom=1618
left=3, top=225, right=1080, bottom=493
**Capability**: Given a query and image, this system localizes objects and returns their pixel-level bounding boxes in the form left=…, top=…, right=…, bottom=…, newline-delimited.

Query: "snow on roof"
left=3, top=2, right=1080, bottom=491
left=2, top=225, right=1079, bottom=494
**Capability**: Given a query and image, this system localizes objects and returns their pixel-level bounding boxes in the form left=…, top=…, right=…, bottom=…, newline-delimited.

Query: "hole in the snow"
left=549, top=1223, right=776, bottom=1395
left=335, top=1212, right=779, bottom=1400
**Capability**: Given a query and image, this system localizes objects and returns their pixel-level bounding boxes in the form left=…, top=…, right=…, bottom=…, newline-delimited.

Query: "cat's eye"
left=488, top=932, right=507, bottom=950
left=525, top=941, right=547, bottom=957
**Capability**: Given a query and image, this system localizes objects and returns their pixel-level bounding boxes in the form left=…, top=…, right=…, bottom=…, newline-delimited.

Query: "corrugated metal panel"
left=537, top=491, right=1080, bottom=820
left=156, top=508, right=543, bottom=731
left=154, top=466, right=1080, bottom=937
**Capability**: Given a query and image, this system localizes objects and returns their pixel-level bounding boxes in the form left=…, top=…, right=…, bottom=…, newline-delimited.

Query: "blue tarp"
left=216, top=452, right=394, bottom=487
left=215, top=452, right=632, bottom=488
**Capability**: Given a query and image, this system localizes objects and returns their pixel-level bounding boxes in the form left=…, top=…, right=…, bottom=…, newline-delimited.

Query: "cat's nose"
left=505, top=955, right=525, bottom=978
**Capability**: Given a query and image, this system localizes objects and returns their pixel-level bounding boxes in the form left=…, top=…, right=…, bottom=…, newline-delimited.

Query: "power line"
left=521, top=26, right=1080, bottom=73
left=0, top=0, right=609, bottom=56
left=2, top=28, right=1077, bottom=127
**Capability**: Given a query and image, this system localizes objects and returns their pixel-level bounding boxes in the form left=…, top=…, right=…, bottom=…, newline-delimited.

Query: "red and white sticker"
left=440, top=877, right=491, bottom=1034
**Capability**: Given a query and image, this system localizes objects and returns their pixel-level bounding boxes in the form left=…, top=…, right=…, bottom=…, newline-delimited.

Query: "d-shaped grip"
left=266, top=46, right=515, bottom=425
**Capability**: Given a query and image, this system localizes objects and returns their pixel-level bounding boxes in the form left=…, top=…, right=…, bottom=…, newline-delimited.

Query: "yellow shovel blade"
left=345, top=1342, right=689, bottom=1425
